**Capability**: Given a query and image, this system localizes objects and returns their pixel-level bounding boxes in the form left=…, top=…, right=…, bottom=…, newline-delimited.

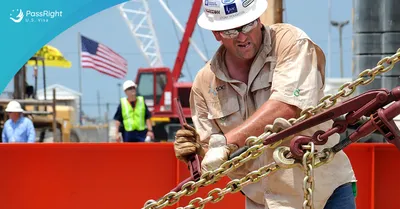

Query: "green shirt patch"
left=293, top=89, right=300, bottom=97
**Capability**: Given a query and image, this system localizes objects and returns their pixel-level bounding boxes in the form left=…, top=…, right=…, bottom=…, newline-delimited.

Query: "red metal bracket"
left=171, top=98, right=202, bottom=192
left=263, top=88, right=398, bottom=146
left=286, top=87, right=400, bottom=159
left=348, top=99, right=400, bottom=148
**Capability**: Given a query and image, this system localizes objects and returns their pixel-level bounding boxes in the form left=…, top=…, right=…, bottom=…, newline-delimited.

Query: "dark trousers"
left=324, top=182, right=357, bottom=209
left=123, top=130, right=147, bottom=142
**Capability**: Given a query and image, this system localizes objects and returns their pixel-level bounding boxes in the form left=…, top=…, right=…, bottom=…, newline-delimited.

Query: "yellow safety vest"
left=120, top=96, right=146, bottom=131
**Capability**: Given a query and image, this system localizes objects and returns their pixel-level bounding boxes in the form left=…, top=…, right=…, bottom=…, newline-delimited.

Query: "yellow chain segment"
left=143, top=48, right=400, bottom=209
left=177, top=162, right=281, bottom=209
left=302, top=142, right=316, bottom=209
left=143, top=144, right=269, bottom=209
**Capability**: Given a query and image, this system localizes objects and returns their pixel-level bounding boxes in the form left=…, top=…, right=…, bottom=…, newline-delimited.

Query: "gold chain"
left=302, top=142, right=315, bottom=209
left=143, top=144, right=270, bottom=209
left=177, top=162, right=281, bottom=209
left=144, top=48, right=400, bottom=209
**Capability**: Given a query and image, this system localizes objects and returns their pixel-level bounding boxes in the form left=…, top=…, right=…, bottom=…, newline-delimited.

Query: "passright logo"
left=10, top=9, right=24, bottom=23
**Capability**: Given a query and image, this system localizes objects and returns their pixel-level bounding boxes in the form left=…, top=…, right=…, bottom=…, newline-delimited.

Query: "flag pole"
left=78, top=32, right=83, bottom=125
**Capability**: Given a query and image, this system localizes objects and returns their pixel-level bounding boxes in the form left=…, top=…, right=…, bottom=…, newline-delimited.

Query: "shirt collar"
left=10, top=116, right=24, bottom=125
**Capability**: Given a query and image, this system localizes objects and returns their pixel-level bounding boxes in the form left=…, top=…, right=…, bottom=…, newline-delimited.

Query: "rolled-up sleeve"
left=269, top=37, right=326, bottom=110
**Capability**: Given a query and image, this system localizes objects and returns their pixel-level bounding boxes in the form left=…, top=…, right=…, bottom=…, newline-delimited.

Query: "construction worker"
left=2, top=101, right=36, bottom=143
left=174, top=0, right=357, bottom=208
left=113, top=80, right=154, bottom=142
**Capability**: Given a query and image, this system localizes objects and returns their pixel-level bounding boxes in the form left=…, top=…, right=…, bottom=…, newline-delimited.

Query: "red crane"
left=134, top=0, right=203, bottom=141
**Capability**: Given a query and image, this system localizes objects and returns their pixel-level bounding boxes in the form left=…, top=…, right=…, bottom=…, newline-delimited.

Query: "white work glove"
left=201, top=118, right=292, bottom=173
left=201, top=134, right=239, bottom=173
left=144, top=136, right=152, bottom=142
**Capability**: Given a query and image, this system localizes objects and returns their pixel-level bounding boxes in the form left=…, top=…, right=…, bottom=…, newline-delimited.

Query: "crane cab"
left=135, top=67, right=193, bottom=141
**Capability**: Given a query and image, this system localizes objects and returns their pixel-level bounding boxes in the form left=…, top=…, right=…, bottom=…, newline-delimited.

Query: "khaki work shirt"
left=189, top=23, right=356, bottom=209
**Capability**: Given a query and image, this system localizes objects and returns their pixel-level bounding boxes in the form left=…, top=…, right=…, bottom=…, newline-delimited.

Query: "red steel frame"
left=135, top=0, right=202, bottom=119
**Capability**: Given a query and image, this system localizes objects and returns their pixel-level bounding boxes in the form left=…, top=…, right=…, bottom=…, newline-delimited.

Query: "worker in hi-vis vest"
left=113, top=80, right=154, bottom=142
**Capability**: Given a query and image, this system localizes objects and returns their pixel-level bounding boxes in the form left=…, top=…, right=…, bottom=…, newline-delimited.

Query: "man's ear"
left=212, top=31, right=222, bottom=41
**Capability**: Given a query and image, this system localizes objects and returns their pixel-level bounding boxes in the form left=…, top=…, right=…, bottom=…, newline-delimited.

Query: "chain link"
left=144, top=48, right=400, bottom=209
left=302, top=142, right=315, bottom=209
left=143, top=143, right=269, bottom=209
left=177, top=163, right=281, bottom=209
left=291, top=48, right=400, bottom=124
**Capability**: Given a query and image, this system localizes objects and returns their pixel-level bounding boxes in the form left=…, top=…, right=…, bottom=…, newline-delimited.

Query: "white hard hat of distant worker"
left=5, top=100, right=24, bottom=113
left=197, top=0, right=268, bottom=31
left=123, top=80, right=137, bottom=91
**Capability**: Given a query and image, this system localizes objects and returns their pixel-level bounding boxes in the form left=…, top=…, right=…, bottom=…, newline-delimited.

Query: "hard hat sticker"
left=242, top=0, right=254, bottom=7
left=221, top=0, right=235, bottom=4
left=205, top=9, right=221, bottom=14
left=205, top=0, right=220, bottom=7
left=224, top=3, right=238, bottom=15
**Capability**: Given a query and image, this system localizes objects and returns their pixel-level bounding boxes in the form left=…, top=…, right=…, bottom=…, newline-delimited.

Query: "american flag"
left=80, top=35, right=128, bottom=79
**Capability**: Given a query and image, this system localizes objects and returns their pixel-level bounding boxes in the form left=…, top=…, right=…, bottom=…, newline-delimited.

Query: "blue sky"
left=4, top=0, right=353, bottom=119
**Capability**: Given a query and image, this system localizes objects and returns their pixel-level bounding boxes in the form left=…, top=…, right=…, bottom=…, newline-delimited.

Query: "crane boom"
left=118, top=0, right=164, bottom=67
left=129, top=0, right=204, bottom=141
left=170, top=0, right=203, bottom=83
left=158, top=0, right=209, bottom=64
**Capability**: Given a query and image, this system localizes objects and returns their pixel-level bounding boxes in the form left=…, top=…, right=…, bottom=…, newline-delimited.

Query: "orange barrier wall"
left=0, top=143, right=398, bottom=209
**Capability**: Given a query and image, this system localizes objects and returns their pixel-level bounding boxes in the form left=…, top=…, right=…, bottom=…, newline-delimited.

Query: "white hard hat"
left=123, top=80, right=137, bottom=91
left=5, top=100, right=24, bottom=113
left=198, top=0, right=268, bottom=31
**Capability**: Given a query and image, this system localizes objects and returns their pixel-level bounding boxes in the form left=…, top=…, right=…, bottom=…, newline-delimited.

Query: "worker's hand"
left=174, top=124, right=205, bottom=163
left=201, top=134, right=238, bottom=173
left=146, top=131, right=154, bottom=140
left=115, top=134, right=121, bottom=143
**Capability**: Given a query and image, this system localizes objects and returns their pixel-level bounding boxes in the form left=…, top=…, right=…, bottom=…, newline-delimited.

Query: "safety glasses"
left=125, top=87, right=136, bottom=91
left=219, top=20, right=258, bottom=39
